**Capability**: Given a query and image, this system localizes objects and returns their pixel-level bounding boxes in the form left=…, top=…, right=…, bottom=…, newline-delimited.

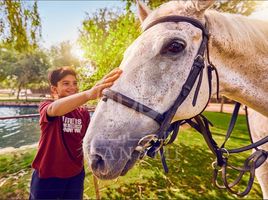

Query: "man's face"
left=51, top=74, right=78, bottom=98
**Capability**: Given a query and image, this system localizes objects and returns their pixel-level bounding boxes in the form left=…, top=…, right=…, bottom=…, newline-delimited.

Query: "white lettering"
left=62, top=116, right=83, bottom=134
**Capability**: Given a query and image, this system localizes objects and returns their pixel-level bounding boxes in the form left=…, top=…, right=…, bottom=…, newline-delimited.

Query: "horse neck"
left=205, top=11, right=268, bottom=117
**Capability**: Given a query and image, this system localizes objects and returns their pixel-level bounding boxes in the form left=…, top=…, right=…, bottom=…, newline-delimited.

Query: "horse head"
left=83, top=0, right=216, bottom=180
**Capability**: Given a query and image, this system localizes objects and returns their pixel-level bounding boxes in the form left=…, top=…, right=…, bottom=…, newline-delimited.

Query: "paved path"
left=206, top=103, right=245, bottom=115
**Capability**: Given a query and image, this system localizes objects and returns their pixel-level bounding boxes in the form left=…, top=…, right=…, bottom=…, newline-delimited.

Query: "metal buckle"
left=193, top=55, right=205, bottom=69
left=181, top=85, right=191, bottom=97
left=212, top=161, right=223, bottom=171
left=195, top=54, right=204, bottom=61
left=221, top=148, right=230, bottom=158
left=135, top=134, right=158, bottom=152
left=153, top=139, right=164, bottom=152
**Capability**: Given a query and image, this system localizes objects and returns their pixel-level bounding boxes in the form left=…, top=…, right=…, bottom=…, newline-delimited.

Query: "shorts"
left=29, top=168, right=85, bottom=200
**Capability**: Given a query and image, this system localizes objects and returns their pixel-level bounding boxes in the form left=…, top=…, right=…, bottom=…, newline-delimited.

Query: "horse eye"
left=161, top=40, right=186, bottom=55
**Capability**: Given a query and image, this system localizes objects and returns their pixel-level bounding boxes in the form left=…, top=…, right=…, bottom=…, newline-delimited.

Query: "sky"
left=38, top=1, right=126, bottom=49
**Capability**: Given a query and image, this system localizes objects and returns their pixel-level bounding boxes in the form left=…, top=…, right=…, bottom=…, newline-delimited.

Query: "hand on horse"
left=88, top=68, right=122, bottom=100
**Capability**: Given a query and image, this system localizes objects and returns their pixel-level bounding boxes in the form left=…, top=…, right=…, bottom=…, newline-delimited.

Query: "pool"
left=0, top=106, right=39, bottom=149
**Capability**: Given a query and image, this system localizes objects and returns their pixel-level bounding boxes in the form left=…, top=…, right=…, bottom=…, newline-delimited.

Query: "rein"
left=102, top=15, right=268, bottom=197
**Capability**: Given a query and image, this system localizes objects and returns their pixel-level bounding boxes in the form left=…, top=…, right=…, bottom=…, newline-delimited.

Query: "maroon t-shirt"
left=32, top=100, right=90, bottom=178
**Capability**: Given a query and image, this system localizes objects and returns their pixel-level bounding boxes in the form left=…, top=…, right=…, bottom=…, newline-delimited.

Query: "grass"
left=0, top=150, right=36, bottom=199
left=0, top=112, right=263, bottom=199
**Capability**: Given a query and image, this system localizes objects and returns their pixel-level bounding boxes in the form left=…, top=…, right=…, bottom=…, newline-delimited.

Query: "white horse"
left=83, top=0, right=268, bottom=198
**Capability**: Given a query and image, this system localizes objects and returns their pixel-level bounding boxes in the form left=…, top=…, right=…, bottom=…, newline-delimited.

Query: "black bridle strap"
left=156, top=55, right=206, bottom=139
left=221, top=104, right=268, bottom=154
left=164, top=120, right=181, bottom=145
left=192, top=67, right=203, bottom=106
left=220, top=102, right=241, bottom=149
left=103, top=50, right=208, bottom=138
left=193, top=115, right=225, bottom=166
left=144, top=16, right=210, bottom=139
left=228, top=136, right=268, bottom=154
left=103, top=16, right=212, bottom=174
left=153, top=16, right=210, bottom=139
left=144, top=15, right=209, bottom=37
left=102, top=16, right=211, bottom=179
left=213, top=161, right=256, bottom=197
left=102, top=89, right=164, bottom=125
left=159, top=147, right=169, bottom=173
left=103, top=15, right=210, bottom=138
left=213, top=149, right=268, bottom=197
left=193, top=110, right=268, bottom=197
left=245, top=106, right=259, bottom=151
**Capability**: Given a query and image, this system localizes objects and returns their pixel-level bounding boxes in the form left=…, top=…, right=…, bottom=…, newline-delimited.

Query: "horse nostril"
left=91, top=154, right=105, bottom=172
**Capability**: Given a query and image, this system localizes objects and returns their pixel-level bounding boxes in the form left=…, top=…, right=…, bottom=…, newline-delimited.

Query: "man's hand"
left=88, top=68, right=122, bottom=100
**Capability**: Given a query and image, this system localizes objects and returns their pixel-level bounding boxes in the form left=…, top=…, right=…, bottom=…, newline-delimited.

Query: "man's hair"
left=48, top=66, right=77, bottom=86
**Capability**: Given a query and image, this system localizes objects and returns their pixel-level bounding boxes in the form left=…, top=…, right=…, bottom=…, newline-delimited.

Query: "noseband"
left=102, top=15, right=268, bottom=196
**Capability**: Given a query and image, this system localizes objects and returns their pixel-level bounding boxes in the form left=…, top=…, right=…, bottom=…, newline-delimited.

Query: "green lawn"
left=0, top=112, right=263, bottom=199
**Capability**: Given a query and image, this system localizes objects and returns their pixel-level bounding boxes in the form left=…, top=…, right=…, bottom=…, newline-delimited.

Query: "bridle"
left=103, top=15, right=214, bottom=158
left=102, top=15, right=268, bottom=197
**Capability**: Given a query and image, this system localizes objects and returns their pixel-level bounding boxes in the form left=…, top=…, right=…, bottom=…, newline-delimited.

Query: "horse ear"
left=136, top=0, right=151, bottom=23
left=193, top=0, right=214, bottom=12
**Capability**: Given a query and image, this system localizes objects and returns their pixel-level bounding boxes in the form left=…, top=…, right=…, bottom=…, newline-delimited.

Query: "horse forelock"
left=141, top=1, right=201, bottom=31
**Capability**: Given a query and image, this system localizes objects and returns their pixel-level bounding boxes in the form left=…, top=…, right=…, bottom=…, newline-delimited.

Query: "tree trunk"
left=16, top=83, right=22, bottom=100
left=220, top=96, right=225, bottom=113
left=25, top=87, right=28, bottom=101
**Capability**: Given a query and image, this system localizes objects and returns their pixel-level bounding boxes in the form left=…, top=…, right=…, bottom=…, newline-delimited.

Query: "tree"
left=14, top=51, right=50, bottom=99
left=49, top=41, right=80, bottom=69
left=0, top=47, right=18, bottom=82
left=0, top=0, right=52, bottom=99
left=0, top=48, right=51, bottom=99
left=0, top=0, right=41, bottom=52
left=79, top=8, right=140, bottom=90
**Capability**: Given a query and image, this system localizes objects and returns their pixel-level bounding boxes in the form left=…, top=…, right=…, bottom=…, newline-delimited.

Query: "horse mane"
left=205, top=10, right=268, bottom=56
left=141, top=1, right=268, bottom=56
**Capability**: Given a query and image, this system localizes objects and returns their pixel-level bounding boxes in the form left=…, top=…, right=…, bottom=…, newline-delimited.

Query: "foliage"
left=125, top=0, right=169, bottom=9
left=1, top=41, right=80, bottom=95
left=0, top=112, right=262, bottom=199
left=212, top=0, right=259, bottom=16
left=0, top=149, right=36, bottom=199
left=0, top=0, right=41, bottom=52
left=0, top=0, right=47, bottom=96
left=125, top=0, right=259, bottom=15
left=13, top=51, right=50, bottom=97
left=49, top=41, right=80, bottom=69
left=0, top=48, right=51, bottom=98
left=78, top=8, right=140, bottom=90
left=0, top=48, right=18, bottom=82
